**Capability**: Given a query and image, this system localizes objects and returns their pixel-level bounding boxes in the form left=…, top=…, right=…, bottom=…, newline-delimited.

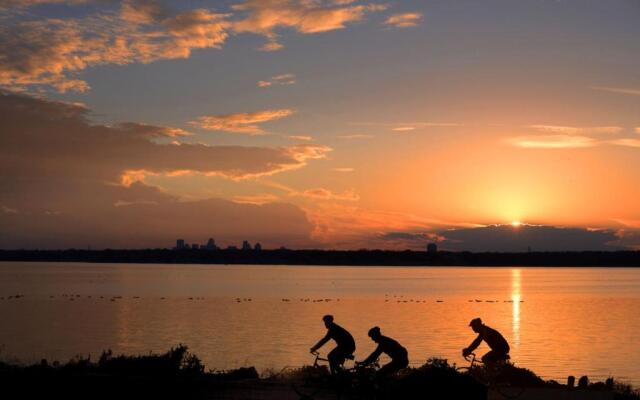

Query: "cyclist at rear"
left=357, top=327, right=408, bottom=377
left=310, top=315, right=356, bottom=374
left=463, top=317, right=510, bottom=365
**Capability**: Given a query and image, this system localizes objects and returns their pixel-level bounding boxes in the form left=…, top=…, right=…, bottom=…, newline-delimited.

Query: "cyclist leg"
left=481, top=349, right=508, bottom=366
left=328, top=347, right=347, bottom=375
left=378, top=357, right=408, bottom=378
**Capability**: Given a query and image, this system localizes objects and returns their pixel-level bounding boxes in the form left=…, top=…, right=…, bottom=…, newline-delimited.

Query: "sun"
left=511, top=221, right=522, bottom=227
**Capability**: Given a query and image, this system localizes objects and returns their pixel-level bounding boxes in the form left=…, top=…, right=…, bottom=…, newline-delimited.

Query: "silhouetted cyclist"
left=357, top=327, right=408, bottom=377
left=463, top=318, right=510, bottom=365
left=310, top=315, right=356, bottom=374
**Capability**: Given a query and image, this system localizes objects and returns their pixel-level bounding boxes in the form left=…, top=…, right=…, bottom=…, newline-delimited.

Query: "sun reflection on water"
left=511, top=268, right=521, bottom=348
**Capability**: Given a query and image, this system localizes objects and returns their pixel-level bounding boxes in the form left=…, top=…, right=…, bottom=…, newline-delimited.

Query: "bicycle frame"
left=310, top=351, right=330, bottom=368
left=459, top=353, right=525, bottom=400
left=464, top=352, right=480, bottom=369
left=310, top=350, right=358, bottom=371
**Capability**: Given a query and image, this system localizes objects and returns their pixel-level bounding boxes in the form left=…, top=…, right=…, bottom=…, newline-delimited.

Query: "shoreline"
left=1, top=345, right=638, bottom=400
left=2, top=249, right=640, bottom=267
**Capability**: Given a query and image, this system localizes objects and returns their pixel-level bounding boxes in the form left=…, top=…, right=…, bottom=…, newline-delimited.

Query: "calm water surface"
left=1, top=262, right=639, bottom=385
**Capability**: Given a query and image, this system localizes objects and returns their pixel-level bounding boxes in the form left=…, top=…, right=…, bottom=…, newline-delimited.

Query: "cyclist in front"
left=357, top=326, right=408, bottom=377
left=310, top=315, right=356, bottom=374
left=462, top=317, right=510, bottom=365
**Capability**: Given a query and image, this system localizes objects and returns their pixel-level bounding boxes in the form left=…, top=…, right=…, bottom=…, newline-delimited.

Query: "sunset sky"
left=1, top=0, right=640, bottom=250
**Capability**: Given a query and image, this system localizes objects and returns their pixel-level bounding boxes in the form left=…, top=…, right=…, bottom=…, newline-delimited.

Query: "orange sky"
left=1, top=0, right=639, bottom=250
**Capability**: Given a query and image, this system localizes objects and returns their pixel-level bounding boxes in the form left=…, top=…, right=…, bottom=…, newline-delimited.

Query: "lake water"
left=1, top=262, right=639, bottom=385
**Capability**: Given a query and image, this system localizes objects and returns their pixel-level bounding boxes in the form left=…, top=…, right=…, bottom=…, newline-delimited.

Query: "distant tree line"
left=1, top=249, right=640, bottom=266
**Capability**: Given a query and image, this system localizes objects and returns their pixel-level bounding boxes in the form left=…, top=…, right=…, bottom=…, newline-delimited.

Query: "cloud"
left=231, top=0, right=387, bottom=50
left=265, top=181, right=358, bottom=202
left=590, top=86, right=640, bottom=96
left=304, top=203, right=453, bottom=249
left=353, top=121, right=461, bottom=132
left=192, top=109, right=294, bottom=135
left=383, top=12, right=423, bottom=28
left=289, top=135, right=314, bottom=141
left=1, top=91, right=329, bottom=182
left=116, top=122, right=193, bottom=138
left=610, top=138, right=640, bottom=148
left=636, top=127, right=640, bottom=134
left=512, top=125, right=640, bottom=150
left=259, top=40, right=285, bottom=52
left=0, top=4, right=230, bottom=92
left=528, top=124, right=623, bottom=135
left=391, top=126, right=417, bottom=132
left=376, top=231, right=441, bottom=249
left=296, top=188, right=360, bottom=202
left=0, top=0, right=390, bottom=91
left=0, top=194, right=315, bottom=249
left=0, top=91, right=325, bottom=248
left=1, top=205, right=18, bottom=214
left=337, top=134, right=374, bottom=139
left=120, top=0, right=168, bottom=25
left=333, top=167, right=354, bottom=172
left=508, top=135, right=599, bottom=149
left=438, top=224, right=622, bottom=252
left=0, top=0, right=87, bottom=9
left=258, top=73, right=296, bottom=87
left=613, top=229, right=640, bottom=250
left=233, top=193, right=280, bottom=205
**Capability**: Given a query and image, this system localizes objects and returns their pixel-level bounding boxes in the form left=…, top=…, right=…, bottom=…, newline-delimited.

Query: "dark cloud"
left=0, top=192, right=314, bottom=249
left=374, top=225, right=638, bottom=252
left=0, top=91, right=330, bottom=183
left=439, top=224, right=622, bottom=252
left=0, top=91, right=320, bottom=249
left=374, top=231, right=439, bottom=250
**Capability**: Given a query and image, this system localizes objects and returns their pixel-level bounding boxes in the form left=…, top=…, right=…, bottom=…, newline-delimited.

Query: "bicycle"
left=456, top=352, right=525, bottom=399
left=290, top=351, right=356, bottom=400
left=289, top=351, right=386, bottom=400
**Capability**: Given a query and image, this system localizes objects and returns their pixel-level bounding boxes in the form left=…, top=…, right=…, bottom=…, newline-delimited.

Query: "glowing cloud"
left=590, top=86, right=640, bottom=96
left=232, top=0, right=387, bottom=50
left=233, top=193, right=280, bottom=205
left=193, top=109, right=294, bottom=135
left=392, top=126, right=417, bottom=132
left=508, top=135, right=599, bottom=149
left=296, top=188, right=360, bottom=202
left=384, top=12, right=423, bottom=28
left=0, top=0, right=87, bottom=9
left=0, top=5, right=230, bottom=92
left=289, top=135, right=314, bottom=141
left=258, top=73, right=296, bottom=87
left=528, top=125, right=623, bottom=135
left=610, top=139, right=640, bottom=148
left=0, top=0, right=393, bottom=91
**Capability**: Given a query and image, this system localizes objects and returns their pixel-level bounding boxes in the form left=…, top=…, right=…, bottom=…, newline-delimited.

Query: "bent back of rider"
left=359, top=327, right=409, bottom=377
left=310, top=315, right=356, bottom=374
left=463, top=318, right=510, bottom=365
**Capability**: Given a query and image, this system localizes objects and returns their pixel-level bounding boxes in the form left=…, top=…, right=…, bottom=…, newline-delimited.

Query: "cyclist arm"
left=361, top=345, right=382, bottom=366
left=465, top=333, right=483, bottom=353
left=310, top=333, right=331, bottom=352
